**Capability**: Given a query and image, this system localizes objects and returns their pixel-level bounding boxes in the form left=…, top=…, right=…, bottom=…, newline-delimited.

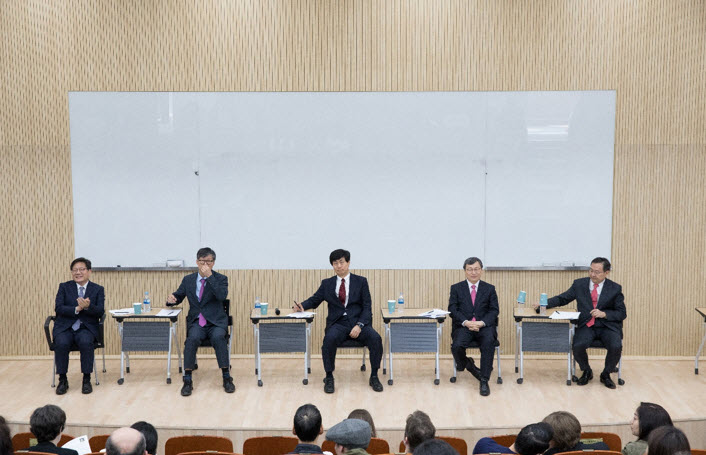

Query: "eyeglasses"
left=197, top=259, right=214, bottom=265
left=465, top=267, right=482, bottom=273
left=589, top=269, right=606, bottom=275
left=71, top=268, right=88, bottom=273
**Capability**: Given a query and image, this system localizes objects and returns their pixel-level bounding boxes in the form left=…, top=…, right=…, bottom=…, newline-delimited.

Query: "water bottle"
left=397, top=291, right=404, bottom=313
left=254, top=296, right=261, bottom=315
left=143, top=291, right=151, bottom=312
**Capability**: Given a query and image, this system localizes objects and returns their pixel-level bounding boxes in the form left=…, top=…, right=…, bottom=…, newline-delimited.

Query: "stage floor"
left=2, top=356, right=705, bottom=453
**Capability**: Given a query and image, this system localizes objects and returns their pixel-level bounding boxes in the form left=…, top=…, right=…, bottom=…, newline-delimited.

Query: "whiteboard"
left=68, top=91, right=615, bottom=268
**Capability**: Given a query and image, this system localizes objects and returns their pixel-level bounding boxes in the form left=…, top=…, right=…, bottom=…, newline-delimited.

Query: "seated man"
left=294, top=249, right=384, bottom=394
left=449, top=257, right=499, bottom=396
left=542, top=411, right=609, bottom=455
left=473, top=423, right=554, bottom=455
left=403, top=410, right=436, bottom=454
left=167, top=247, right=234, bottom=396
left=27, top=405, right=78, bottom=455
left=130, top=422, right=158, bottom=455
left=106, top=428, right=147, bottom=455
left=53, top=257, right=105, bottom=395
left=325, top=419, right=372, bottom=455
left=289, top=404, right=325, bottom=454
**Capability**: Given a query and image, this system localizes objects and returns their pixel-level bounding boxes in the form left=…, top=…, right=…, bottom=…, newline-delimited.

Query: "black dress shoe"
left=223, top=376, right=235, bottom=393
left=369, top=376, right=384, bottom=392
left=82, top=379, right=93, bottom=394
left=577, top=368, right=593, bottom=385
left=479, top=379, right=490, bottom=396
left=324, top=376, right=335, bottom=394
left=466, top=358, right=481, bottom=381
left=56, top=378, right=69, bottom=395
left=181, top=379, right=193, bottom=396
left=600, top=373, right=616, bottom=389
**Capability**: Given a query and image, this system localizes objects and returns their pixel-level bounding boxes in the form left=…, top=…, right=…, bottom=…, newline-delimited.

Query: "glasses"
left=197, top=259, right=214, bottom=265
left=465, top=267, right=482, bottom=273
left=589, top=269, right=606, bottom=275
left=72, top=268, right=88, bottom=273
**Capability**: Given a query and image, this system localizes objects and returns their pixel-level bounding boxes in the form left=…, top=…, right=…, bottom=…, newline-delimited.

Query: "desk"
left=250, top=309, right=314, bottom=387
left=380, top=308, right=446, bottom=386
left=696, top=308, right=706, bottom=374
left=513, top=307, right=576, bottom=385
left=111, top=308, right=182, bottom=384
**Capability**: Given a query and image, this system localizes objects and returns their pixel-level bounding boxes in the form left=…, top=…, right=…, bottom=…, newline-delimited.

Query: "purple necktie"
left=470, top=284, right=477, bottom=322
left=72, top=286, right=85, bottom=331
left=198, top=278, right=207, bottom=327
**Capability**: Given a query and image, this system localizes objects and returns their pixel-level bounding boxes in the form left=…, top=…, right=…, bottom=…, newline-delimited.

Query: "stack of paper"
left=109, top=308, right=135, bottom=315
left=418, top=309, right=451, bottom=318
left=288, top=311, right=316, bottom=318
left=549, top=311, right=581, bottom=320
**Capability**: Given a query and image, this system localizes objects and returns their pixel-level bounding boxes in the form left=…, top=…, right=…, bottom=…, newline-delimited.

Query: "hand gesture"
left=349, top=325, right=361, bottom=338
left=167, top=294, right=177, bottom=304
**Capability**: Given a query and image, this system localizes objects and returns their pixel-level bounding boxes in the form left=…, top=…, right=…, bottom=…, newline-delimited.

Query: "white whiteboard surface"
left=68, top=91, right=615, bottom=269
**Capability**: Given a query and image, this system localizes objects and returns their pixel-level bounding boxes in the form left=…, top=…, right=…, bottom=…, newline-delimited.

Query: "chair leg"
left=102, top=347, right=107, bottom=373
left=360, top=347, right=366, bottom=371
left=52, top=359, right=56, bottom=387
left=495, top=346, right=503, bottom=384
left=94, top=358, right=100, bottom=385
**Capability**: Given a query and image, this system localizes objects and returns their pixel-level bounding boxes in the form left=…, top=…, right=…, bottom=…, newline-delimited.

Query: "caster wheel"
left=450, top=377, right=457, bottom=383
left=308, top=368, right=311, bottom=374
left=103, top=369, right=107, bottom=373
left=229, top=365, right=232, bottom=370
left=193, top=364, right=199, bottom=370
left=117, top=378, right=124, bottom=385
left=383, top=368, right=387, bottom=375
left=303, top=379, right=308, bottom=385
left=497, top=378, right=503, bottom=384
left=126, top=367, right=130, bottom=373
left=566, top=380, right=571, bottom=386
left=255, top=368, right=258, bottom=374
left=517, top=378, right=523, bottom=384
left=695, top=368, right=699, bottom=374
left=388, top=379, right=393, bottom=386
left=167, top=378, right=172, bottom=384
left=515, top=367, right=519, bottom=373
left=360, top=365, right=366, bottom=372
left=179, top=367, right=182, bottom=373
left=257, top=380, right=263, bottom=387
left=618, top=379, right=625, bottom=386
left=434, top=379, right=440, bottom=385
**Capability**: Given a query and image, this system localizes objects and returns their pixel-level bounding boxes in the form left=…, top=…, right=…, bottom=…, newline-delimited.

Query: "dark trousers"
left=451, top=326, right=495, bottom=381
left=572, top=325, right=622, bottom=375
left=184, top=322, right=229, bottom=370
left=322, top=321, right=383, bottom=374
left=54, top=326, right=95, bottom=375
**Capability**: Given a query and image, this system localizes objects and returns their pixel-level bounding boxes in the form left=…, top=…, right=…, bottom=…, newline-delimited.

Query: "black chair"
left=44, top=313, right=106, bottom=387
left=337, top=338, right=368, bottom=371
left=450, top=337, right=503, bottom=384
left=571, top=337, right=625, bottom=385
left=194, top=299, right=232, bottom=370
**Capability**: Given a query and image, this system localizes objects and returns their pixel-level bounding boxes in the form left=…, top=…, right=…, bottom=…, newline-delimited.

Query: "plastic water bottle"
left=254, top=296, right=261, bottom=314
left=143, top=291, right=151, bottom=312
left=397, top=291, right=404, bottom=313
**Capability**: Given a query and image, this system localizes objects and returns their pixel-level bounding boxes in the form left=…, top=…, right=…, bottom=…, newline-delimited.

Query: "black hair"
left=646, top=426, right=690, bottom=455
left=0, top=416, right=13, bottom=455
left=636, top=402, right=673, bottom=441
left=197, top=247, right=216, bottom=261
left=29, top=405, right=66, bottom=443
left=514, top=422, right=554, bottom=455
left=70, top=257, right=92, bottom=270
left=329, top=249, right=350, bottom=265
left=591, top=257, right=611, bottom=272
left=404, top=410, right=436, bottom=452
left=293, top=404, right=322, bottom=443
left=130, top=421, right=158, bottom=455
left=413, top=439, right=458, bottom=455
left=463, top=257, right=483, bottom=270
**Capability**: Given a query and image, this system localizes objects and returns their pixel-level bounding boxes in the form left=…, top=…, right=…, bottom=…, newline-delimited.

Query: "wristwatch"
left=357, top=322, right=364, bottom=328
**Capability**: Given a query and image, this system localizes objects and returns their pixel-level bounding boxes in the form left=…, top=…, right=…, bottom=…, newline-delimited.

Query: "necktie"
left=198, top=278, right=207, bottom=327
left=339, top=278, right=346, bottom=306
left=587, top=284, right=599, bottom=327
left=471, top=284, right=477, bottom=322
left=72, top=286, right=85, bottom=331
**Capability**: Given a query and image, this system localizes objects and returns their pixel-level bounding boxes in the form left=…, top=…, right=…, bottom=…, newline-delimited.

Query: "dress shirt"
left=336, top=273, right=350, bottom=307
left=74, top=281, right=90, bottom=316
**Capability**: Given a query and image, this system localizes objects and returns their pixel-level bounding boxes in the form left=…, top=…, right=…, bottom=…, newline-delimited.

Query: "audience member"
left=542, top=411, right=608, bottom=455
left=106, top=428, right=147, bottom=455
left=403, top=411, right=436, bottom=454
left=325, top=419, right=372, bottom=455
left=473, top=423, right=553, bottom=455
left=347, top=410, right=377, bottom=438
left=646, top=426, right=690, bottom=455
left=623, top=403, right=673, bottom=455
left=290, top=404, right=325, bottom=454
left=0, top=417, right=13, bottom=455
left=130, top=421, right=158, bottom=455
left=414, top=439, right=459, bottom=455
left=27, top=405, right=78, bottom=455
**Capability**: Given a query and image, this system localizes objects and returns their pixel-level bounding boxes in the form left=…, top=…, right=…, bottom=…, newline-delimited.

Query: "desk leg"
left=434, top=322, right=441, bottom=385
left=118, top=321, right=125, bottom=385
left=166, top=322, right=173, bottom=384
left=696, top=321, right=706, bottom=374
left=176, top=321, right=182, bottom=374
left=515, top=321, right=520, bottom=373
left=303, top=322, right=310, bottom=385
left=566, top=324, right=572, bottom=386
left=383, top=323, right=389, bottom=375
left=518, top=322, right=524, bottom=384
left=254, top=323, right=262, bottom=386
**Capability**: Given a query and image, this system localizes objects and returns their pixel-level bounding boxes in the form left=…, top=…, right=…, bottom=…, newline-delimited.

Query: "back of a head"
left=542, top=411, right=581, bottom=451
left=0, top=416, right=13, bottom=455
left=405, top=410, right=436, bottom=452
left=413, top=439, right=458, bottom=455
left=130, top=422, right=158, bottom=455
left=294, top=404, right=323, bottom=443
left=636, top=402, right=673, bottom=441
left=347, top=409, right=376, bottom=438
left=106, top=428, right=146, bottom=455
left=514, top=423, right=554, bottom=455
left=646, top=426, right=690, bottom=455
left=30, top=405, right=67, bottom=443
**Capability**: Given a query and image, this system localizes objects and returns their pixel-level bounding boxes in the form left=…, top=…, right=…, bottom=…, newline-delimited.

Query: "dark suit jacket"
left=301, top=273, right=372, bottom=330
left=53, top=280, right=105, bottom=339
left=547, top=277, right=626, bottom=335
left=172, top=271, right=229, bottom=330
left=448, top=280, right=499, bottom=333
left=26, top=442, right=79, bottom=455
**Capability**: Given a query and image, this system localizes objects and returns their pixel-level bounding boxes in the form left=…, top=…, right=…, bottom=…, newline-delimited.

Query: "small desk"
left=111, top=308, right=182, bottom=384
left=380, top=308, right=446, bottom=386
left=695, top=308, right=706, bottom=374
left=250, top=309, right=314, bottom=387
left=513, top=307, right=577, bottom=385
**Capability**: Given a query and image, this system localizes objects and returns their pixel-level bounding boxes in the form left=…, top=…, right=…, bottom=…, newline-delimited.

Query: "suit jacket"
left=448, top=280, right=499, bottom=333
left=26, top=442, right=79, bottom=455
left=301, top=273, right=372, bottom=330
left=172, top=270, right=229, bottom=330
left=547, top=277, right=626, bottom=335
left=53, top=280, right=105, bottom=339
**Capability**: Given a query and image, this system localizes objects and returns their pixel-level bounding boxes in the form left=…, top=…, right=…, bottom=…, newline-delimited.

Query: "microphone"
left=275, top=308, right=281, bottom=315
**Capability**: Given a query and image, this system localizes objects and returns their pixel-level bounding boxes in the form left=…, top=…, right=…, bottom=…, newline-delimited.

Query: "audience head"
left=326, top=418, right=371, bottom=454
left=542, top=411, right=581, bottom=450
left=29, top=405, right=67, bottom=444
left=513, top=423, right=554, bottom=455
left=632, top=402, right=673, bottom=441
left=293, top=404, right=323, bottom=443
left=0, top=416, right=12, bottom=455
left=404, top=410, right=436, bottom=453
left=347, top=409, right=376, bottom=438
left=646, top=426, right=690, bottom=455
left=413, top=439, right=459, bottom=455
left=106, top=428, right=147, bottom=455
left=130, top=421, right=158, bottom=455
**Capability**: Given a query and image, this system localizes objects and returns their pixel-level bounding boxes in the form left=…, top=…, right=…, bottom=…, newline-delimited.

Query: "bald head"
left=106, top=428, right=147, bottom=455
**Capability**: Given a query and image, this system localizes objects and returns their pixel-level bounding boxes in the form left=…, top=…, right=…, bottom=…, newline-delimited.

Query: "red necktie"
left=339, top=278, right=346, bottom=306
left=471, top=284, right=477, bottom=322
left=587, top=284, right=598, bottom=327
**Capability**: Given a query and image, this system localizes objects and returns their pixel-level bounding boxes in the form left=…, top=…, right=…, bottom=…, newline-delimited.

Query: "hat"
left=325, top=418, right=371, bottom=449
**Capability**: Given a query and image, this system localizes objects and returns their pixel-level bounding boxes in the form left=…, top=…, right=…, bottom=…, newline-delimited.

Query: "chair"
left=242, top=436, right=298, bottom=455
left=560, top=451, right=622, bottom=455
left=337, top=338, right=368, bottom=371
left=15, top=452, right=59, bottom=455
left=12, top=433, right=75, bottom=450
left=323, top=437, right=389, bottom=454
left=89, top=434, right=110, bottom=452
left=439, top=437, right=468, bottom=455
left=490, top=434, right=516, bottom=448
left=194, top=299, right=232, bottom=371
left=580, top=432, right=622, bottom=452
left=85, top=452, right=107, bottom=455
left=571, top=337, right=625, bottom=386
left=691, top=450, right=706, bottom=455
left=177, top=452, right=244, bottom=455
left=164, top=436, right=233, bottom=455
left=44, top=313, right=106, bottom=387
left=450, top=338, right=503, bottom=384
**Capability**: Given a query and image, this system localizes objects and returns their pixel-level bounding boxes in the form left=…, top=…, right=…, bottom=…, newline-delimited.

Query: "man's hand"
left=198, top=263, right=212, bottom=278
left=467, top=320, right=484, bottom=332
left=77, top=297, right=90, bottom=309
left=292, top=301, right=304, bottom=312
left=349, top=325, right=361, bottom=338
left=166, top=294, right=177, bottom=304
left=531, top=302, right=540, bottom=310
left=590, top=308, right=606, bottom=319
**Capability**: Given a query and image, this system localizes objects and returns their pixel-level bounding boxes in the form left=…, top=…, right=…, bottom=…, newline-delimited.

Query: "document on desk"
left=418, top=309, right=451, bottom=318
left=288, top=311, right=316, bottom=318
left=156, top=309, right=182, bottom=317
left=549, top=311, right=580, bottom=320
left=109, top=308, right=135, bottom=315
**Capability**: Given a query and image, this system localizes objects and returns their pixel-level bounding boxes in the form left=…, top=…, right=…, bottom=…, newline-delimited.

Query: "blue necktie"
left=72, top=286, right=85, bottom=331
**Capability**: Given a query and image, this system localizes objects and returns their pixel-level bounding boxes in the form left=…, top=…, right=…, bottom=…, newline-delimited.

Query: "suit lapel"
left=474, top=281, right=486, bottom=305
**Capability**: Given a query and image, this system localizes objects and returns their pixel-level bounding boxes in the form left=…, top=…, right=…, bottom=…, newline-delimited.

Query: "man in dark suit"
left=449, top=257, right=499, bottom=396
left=535, top=257, right=626, bottom=389
left=53, top=257, right=105, bottom=395
left=167, top=247, right=233, bottom=396
left=27, top=405, right=78, bottom=455
left=294, top=249, right=384, bottom=393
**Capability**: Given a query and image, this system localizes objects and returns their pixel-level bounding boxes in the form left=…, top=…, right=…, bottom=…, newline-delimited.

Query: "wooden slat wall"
left=1, top=0, right=704, bottom=357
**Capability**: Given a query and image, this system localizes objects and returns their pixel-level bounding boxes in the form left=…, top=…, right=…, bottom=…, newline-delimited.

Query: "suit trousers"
left=572, top=325, right=622, bottom=375
left=322, top=319, right=383, bottom=374
left=54, top=326, right=95, bottom=374
left=451, top=326, right=495, bottom=381
left=183, top=322, right=229, bottom=370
